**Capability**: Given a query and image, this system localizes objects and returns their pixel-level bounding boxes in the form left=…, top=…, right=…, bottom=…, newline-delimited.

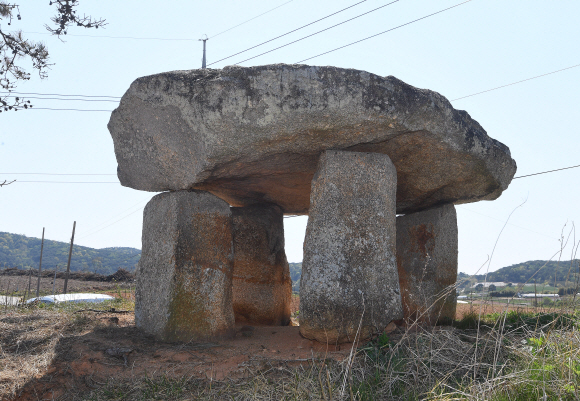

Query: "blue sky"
left=1, top=0, right=579, bottom=274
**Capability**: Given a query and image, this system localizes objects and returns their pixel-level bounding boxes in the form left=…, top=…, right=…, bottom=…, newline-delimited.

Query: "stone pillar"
left=135, top=190, right=234, bottom=342
left=396, top=204, right=458, bottom=325
left=299, top=150, right=403, bottom=344
left=231, top=204, right=292, bottom=326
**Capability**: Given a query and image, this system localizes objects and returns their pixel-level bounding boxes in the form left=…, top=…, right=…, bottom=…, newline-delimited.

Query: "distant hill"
left=289, top=262, right=302, bottom=292
left=287, top=260, right=580, bottom=293
left=5, top=230, right=572, bottom=289
left=0, top=232, right=140, bottom=275
left=474, top=260, right=580, bottom=285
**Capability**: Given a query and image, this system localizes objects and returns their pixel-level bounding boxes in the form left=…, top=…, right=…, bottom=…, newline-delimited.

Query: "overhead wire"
left=26, top=108, right=114, bottom=112
left=19, top=60, right=577, bottom=111
left=23, top=31, right=196, bottom=41
left=457, top=206, right=559, bottom=240
left=77, top=207, right=145, bottom=240
left=6, top=163, right=579, bottom=185
left=208, top=0, right=369, bottom=66
left=209, top=0, right=296, bottom=39
left=2, top=95, right=118, bottom=102
left=296, top=0, right=472, bottom=63
left=235, top=0, right=401, bottom=65
left=1, top=91, right=121, bottom=99
left=15, top=181, right=119, bottom=183
left=21, top=0, right=295, bottom=43
left=451, top=64, right=580, bottom=101
left=513, top=164, right=580, bottom=179
left=77, top=196, right=152, bottom=240
left=1, top=173, right=116, bottom=175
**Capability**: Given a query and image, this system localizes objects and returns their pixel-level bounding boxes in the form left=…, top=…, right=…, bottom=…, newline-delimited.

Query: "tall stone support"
left=232, top=204, right=292, bottom=326
left=396, top=204, right=458, bottom=325
left=135, top=190, right=235, bottom=342
left=300, top=150, right=403, bottom=344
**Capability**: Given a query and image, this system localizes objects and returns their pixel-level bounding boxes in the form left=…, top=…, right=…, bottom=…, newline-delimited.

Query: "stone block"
left=109, top=64, right=517, bottom=215
left=232, top=204, right=292, bottom=326
left=396, top=204, right=458, bottom=325
left=135, top=190, right=234, bottom=341
left=299, top=150, right=403, bottom=343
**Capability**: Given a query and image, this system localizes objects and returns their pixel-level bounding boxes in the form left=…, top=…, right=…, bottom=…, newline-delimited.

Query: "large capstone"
left=299, top=150, right=402, bottom=344
left=396, top=204, right=458, bottom=325
left=135, top=190, right=234, bottom=342
left=232, top=204, right=292, bottom=326
left=108, top=64, right=517, bottom=215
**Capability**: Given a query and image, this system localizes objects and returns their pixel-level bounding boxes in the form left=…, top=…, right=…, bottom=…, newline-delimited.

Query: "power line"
left=513, top=164, right=580, bottom=179
left=208, top=0, right=369, bottom=66
left=2, top=95, right=118, bottom=103
left=77, top=196, right=151, bottom=240
left=27, top=108, right=113, bottom=112
left=23, top=31, right=195, bottom=41
left=209, top=0, right=296, bottom=39
left=451, top=64, right=580, bottom=101
left=1, top=173, right=116, bottom=175
left=457, top=206, right=558, bottom=240
left=236, top=0, right=401, bottom=65
left=296, top=0, right=472, bottom=64
left=15, top=181, right=119, bottom=183
left=8, top=163, right=578, bottom=185
left=22, top=2, right=295, bottom=43
left=1, top=91, right=121, bottom=99
left=77, top=207, right=145, bottom=240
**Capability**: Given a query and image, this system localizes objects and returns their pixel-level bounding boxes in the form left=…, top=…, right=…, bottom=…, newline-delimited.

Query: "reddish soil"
left=12, top=295, right=360, bottom=400
left=15, top=295, right=529, bottom=399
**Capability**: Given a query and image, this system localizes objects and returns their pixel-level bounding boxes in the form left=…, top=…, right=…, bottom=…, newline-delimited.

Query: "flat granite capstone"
left=108, top=64, right=517, bottom=214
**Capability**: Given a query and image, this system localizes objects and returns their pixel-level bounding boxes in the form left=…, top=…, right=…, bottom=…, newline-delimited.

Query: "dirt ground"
left=3, top=291, right=535, bottom=400
left=2, top=294, right=364, bottom=401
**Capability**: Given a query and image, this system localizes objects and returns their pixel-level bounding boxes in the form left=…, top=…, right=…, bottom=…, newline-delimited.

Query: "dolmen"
left=108, top=64, right=516, bottom=343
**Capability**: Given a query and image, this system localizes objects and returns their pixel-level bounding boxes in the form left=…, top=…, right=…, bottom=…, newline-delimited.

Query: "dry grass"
left=3, top=300, right=580, bottom=400
left=72, top=309, right=580, bottom=400
left=0, top=309, right=94, bottom=397
left=0, top=297, right=133, bottom=400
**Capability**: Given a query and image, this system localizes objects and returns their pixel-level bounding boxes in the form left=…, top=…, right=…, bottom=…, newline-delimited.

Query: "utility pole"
left=63, top=221, right=76, bottom=294
left=35, top=227, right=45, bottom=298
left=199, top=35, right=208, bottom=68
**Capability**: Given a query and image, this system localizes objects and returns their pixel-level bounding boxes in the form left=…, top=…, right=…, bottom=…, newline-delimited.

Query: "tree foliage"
left=289, top=262, right=301, bottom=292
left=0, top=1, right=106, bottom=112
left=0, top=231, right=139, bottom=274
left=476, top=260, right=580, bottom=285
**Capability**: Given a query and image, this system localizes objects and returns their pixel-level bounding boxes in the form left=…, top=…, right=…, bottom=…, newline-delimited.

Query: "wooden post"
left=24, top=268, right=32, bottom=302
left=63, top=221, right=76, bottom=294
left=53, top=265, right=58, bottom=296
left=35, top=228, right=45, bottom=298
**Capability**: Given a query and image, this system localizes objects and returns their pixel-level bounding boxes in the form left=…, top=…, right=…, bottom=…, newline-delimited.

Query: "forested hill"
left=0, top=232, right=140, bottom=275
left=474, top=260, right=580, bottom=284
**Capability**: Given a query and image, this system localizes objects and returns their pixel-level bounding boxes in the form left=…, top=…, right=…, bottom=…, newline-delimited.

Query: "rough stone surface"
left=396, top=204, right=458, bottom=325
left=135, top=190, right=234, bottom=342
left=232, top=204, right=292, bottom=326
left=108, top=64, right=517, bottom=215
left=299, top=150, right=402, bottom=344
